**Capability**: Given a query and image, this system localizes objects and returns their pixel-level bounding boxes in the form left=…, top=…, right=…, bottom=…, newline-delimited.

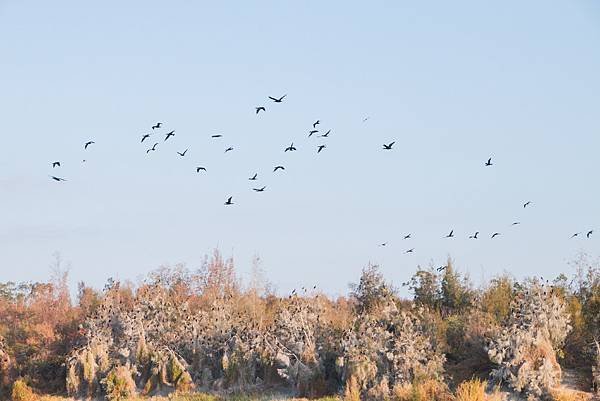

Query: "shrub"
left=103, top=365, right=137, bottom=401
left=11, top=378, right=36, bottom=401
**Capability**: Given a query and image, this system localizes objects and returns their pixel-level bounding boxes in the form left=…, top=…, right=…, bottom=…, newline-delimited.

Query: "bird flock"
left=46, top=93, right=594, bottom=254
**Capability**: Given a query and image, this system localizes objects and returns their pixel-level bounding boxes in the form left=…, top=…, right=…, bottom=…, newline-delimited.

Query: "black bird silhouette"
left=164, top=131, right=175, bottom=141
left=491, top=232, right=501, bottom=238
left=52, top=162, right=60, bottom=168
left=485, top=157, right=493, bottom=166
left=141, top=134, right=151, bottom=143
left=49, top=175, right=67, bottom=182
left=177, top=149, right=188, bottom=157
left=512, top=222, right=520, bottom=226
left=321, top=130, right=331, bottom=137
left=570, top=233, right=580, bottom=239
left=253, top=186, right=266, bottom=192
left=285, top=143, right=297, bottom=152
left=469, top=231, right=479, bottom=239
left=405, top=248, right=414, bottom=254
left=383, top=141, right=395, bottom=150
left=152, top=122, right=162, bottom=130
left=523, top=201, right=532, bottom=208
left=363, top=116, right=370, bottom=122
left=317, top=145, right=326, bottom=153
left=437, top=265, right=448, bottom=272
left=404, top=234, right=411, bottom=239
left=249, top=173, right=257, bottom=181
left=146, top=142, right=158, bottom=153
left=273, top=165, right=285, bottom=172
left=212, top=134, right=223, bottom=138
left=379, top=242, right=387, bottom=247
left=445, top=230, right=454, bottom=238
left=255, top=106, right=266, bottom=114
left=587, top=230, right=594, bottom=238
left=308, top=130, right=319, bottom=137
left=269, top=94, right=286, bottom=103
left=84, top=141, right=95, bottom=149
left=313, top=120, right=320, bottom=128
left=225, top=147, right=234, bottom=153
left=224, top=196, right=233, bottom=205
left=196, top=167, right=207, bottom=173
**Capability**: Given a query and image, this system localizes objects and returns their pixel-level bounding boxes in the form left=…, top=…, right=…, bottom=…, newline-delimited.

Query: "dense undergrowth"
left=0, top=250, right=599, bottom=401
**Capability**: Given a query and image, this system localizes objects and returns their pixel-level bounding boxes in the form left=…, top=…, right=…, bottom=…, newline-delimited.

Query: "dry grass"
left=550, top=388, right=593, bottom=401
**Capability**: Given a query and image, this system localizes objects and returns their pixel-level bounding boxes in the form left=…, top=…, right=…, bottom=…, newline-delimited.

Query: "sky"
left=0, top=1, right=599, bottom=298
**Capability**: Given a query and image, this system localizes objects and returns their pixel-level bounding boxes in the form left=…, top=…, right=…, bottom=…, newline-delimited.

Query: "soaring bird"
left=523, top=201, right=532, bottom=208
left=317, top=145, right=326, bottom=153
left=255, top=106, right=266, bottom=114
left=485, top=157, right=493, bottom=166
left=405, top=248, right=414, bottom=254
left=437, top=265, right=448, bottom=272
left=212, top=134, right=223, bottom=138
left=363, top=116, right=370, bottom=122
left=141, top=134, right=151, bottom=143
left=570, top=232, right=580, bottom=239
left=383, top=141, right=395, bottom=150
left=445, top=230, right=454, bottom=238
left=49, top=175, right=67, bottom=182
left=308, top=130, right=319, bottom=137
left=224, top=196, right=233, bottom=205
left=52, top=161, right=60, bottom=168
left=404, top=234, right=411, bottom=239
left=146, top=142, right=158, bottom=153
left=285, top=143, right=297, bottom=152
left=196, top=167, right=207, bottom=173
left=321, top=130, right=331, bottom=137
left=379, top=242, right=387, bottom=247
left=469, top=232, right=479, bottom=239
left=587, top=230, right=594, bottom=238
left=253, top=186, right=266, bottom=192
left=269, top=94, right=286, bottom=103
left=225, top=147, right=234, bottom=153
left=313, top=120, right=320, bottom=128
left=273, top=165, right=285, bottom=172
left=84, top=141, right=95, bottom=149
left=177, top=149, right=188, bottom=157
left=249, top=173, right=257, bottom=181
left=491, top=232, right=501, bottom=238
left=152, top=122, right=162, bottom=130
left=164, top=131, right=175, bottom=141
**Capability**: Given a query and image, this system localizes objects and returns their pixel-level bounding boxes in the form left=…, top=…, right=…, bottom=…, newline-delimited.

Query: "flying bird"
left=255, top=106, right=266, bottom=114
left=152, top=122, right=162, bottom=130
left=273, top=165, right=285, bottom=172
left=317, top=145, right=326, bottom=153
left=363, top=116, right=370, bottom=122
left=49, top=175, right=66, bottom=182
left=212, top=134, right=223, bottom=138
left=491, top=232, right=501, bottom=238
left=177, top=149, right=188, bottom=157
left=437, top=265, right=448, bottom=272
left=196, top=167, right=207, bottom=173
left=285, top=143, right=297, bottom=152
left=383, top=141, right=395, bottom=150
left=269, top=94, right=286, bottom=103
left=405, top=248, right=414, bottom=254
left=321, top=130, right=331, bottom=137
left=164, top=131, right=175, bottom=141
left=249, top=173, right=257, bottom=181
left=485, top=157, right=493, bottom=166
left=52, top=162, right=60, bottom=168
left=84, top=141, right=95, bottom=149
left=146, top=143, right=158, bottom=153
left=313, top=120, right=320, bottom=128
left=587, top=230, right=594, bottom=238
left=225, top=147, right=234, bottom=153
left=469, top=232, right=479, bottom=239
left=570, top=233, right=580, bottom=239
left=403, top=234, right=411, bottom=239
left=308, top=130, right=319, bottom=137
left=523, top=201, right=532, bottom=208
left=379, top=242, right=387, bottom=247
left=512, top=222, right=521, bottom=226
left=445, top=230, right=454, bottom=238
left=224, top=196, right=233, bottom=205
left=253, top=186, right=266, bottom=192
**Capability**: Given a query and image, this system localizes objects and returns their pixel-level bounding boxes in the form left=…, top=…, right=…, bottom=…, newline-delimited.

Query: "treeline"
left=0, top=250, right=599, bottom=401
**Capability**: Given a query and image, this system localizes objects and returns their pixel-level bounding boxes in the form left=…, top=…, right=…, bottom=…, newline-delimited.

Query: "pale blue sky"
left=1, top=1, right=599, bottom=296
